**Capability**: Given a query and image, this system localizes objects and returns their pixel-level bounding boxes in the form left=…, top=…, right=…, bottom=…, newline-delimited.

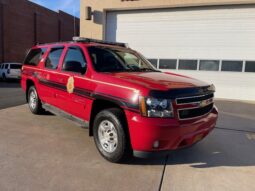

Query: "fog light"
left=153, top=141, right=159, bottom=149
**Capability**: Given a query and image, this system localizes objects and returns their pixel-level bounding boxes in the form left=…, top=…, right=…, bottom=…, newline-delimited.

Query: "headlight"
left=208, top=84, right=216, bottom=92
left=140, top=97, right=174, bottom=118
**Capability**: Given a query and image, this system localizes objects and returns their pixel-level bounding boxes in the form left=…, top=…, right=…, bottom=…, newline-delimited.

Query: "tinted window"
left=199, top=60, right=220, bottom=71
left=62, top=47, right=87, bottom=74
left=88, top=47, right=157, bottom=73
left=147, top=59, right=158, bottom=68
left=221, top=61, right=243, bottom=72
left=10, top=64, right=22, bottom=69
left=159, top=59, right=177, bottom=69
left=45, top=47, right=64, bottom=70
left=179, top=60, right=197, bottom=70
left=24, top=48, right=47, bottom=66
left=5, top=64, right=8, bottom=69
left=245, top=61, right=255, bottom=72
left=0, top=64, right=3, bottom=69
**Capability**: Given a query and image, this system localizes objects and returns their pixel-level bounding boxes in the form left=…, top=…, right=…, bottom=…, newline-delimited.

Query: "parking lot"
left=0, top=81, right=254, bottom=191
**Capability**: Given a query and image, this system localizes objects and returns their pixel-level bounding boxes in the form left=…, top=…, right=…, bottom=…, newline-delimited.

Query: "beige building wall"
left=80, top=0, right=255, bottom=40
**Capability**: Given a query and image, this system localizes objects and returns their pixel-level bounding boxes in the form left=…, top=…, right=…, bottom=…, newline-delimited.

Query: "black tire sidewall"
left=93, top=109, right=128, bottom=163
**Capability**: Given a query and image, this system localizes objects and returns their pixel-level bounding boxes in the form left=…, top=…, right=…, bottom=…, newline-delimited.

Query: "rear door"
left=39, top=46, right=65, bottom=106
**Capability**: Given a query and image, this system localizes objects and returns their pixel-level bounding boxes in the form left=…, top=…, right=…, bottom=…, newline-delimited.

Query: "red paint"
left=21, top=42, right=218, bottom=153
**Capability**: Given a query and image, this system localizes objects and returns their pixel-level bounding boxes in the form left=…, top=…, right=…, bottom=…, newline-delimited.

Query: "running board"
left=42, top=103, right=89, bottom=129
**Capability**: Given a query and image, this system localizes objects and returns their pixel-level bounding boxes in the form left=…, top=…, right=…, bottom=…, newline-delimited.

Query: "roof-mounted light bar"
left=72, top=37, right=129, bottom=48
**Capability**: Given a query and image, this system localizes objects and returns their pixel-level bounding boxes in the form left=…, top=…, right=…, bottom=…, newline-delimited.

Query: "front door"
left=57, top=46, right=88, bottom=119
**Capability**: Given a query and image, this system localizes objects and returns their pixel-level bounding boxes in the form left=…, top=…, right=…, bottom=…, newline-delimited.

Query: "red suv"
left=21, top=37, right=218, bottom=163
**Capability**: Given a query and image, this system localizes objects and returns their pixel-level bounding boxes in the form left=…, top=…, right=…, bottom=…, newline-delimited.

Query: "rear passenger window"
left=24, top=48, right=47, bottom=66
left=45, top=47, right=64, bottom=70
left=5, top=64, right=8, bottom=69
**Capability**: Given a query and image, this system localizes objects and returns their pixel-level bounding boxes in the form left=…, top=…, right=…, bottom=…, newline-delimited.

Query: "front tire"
left=28, top=86, right=44, bottom=114
left=93, top=108, right=131, bottom=163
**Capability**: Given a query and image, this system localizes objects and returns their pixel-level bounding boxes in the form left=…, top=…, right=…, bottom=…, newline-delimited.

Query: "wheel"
left=28, top=86, right=44, bottom=114
left=93, top=108, right=132, bottom=163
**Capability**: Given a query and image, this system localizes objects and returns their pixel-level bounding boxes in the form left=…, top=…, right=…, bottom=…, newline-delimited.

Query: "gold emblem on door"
left=67, top=77, right=74, bottom=94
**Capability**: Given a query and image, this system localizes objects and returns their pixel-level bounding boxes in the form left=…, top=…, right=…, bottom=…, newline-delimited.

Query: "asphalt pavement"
left=0, top=80, right=26, bottom=109
left=0, top=82, right=254, bottom=191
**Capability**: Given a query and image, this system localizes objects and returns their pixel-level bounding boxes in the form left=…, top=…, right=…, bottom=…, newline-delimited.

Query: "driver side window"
left=62, top=47, right=87, bottom=74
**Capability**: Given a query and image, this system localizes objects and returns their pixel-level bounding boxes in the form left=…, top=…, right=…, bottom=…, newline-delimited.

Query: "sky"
left=30, top=0, right=80, bottom=17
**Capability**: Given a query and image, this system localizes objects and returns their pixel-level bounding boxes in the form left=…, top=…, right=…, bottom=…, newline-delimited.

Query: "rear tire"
left=93, top=108, right=132, bottom=163
left=28, top=86, right=44, bottom=114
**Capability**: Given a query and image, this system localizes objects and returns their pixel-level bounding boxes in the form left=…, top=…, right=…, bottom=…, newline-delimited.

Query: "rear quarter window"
left=24, top=48, right=47, bottom=66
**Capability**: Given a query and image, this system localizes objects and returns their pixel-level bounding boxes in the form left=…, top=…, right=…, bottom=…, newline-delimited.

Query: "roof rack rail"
left=72, top=37, right=128, bottom=48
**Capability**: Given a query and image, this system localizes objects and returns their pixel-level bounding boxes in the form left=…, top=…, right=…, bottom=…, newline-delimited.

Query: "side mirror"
left=63, top=61, right=83, bottom=74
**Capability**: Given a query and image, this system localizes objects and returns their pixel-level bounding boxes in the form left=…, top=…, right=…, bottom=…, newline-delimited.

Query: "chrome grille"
left=176, top=93, right=214, bottom=120
left=176, top=93, right=214, bottom=105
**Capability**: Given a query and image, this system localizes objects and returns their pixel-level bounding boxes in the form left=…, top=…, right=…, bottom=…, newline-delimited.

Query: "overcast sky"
left=30, top=0, right=80, bottom=17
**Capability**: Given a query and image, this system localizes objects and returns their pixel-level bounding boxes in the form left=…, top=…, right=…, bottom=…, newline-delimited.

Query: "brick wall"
left=0, top=0, right=80, bottom=63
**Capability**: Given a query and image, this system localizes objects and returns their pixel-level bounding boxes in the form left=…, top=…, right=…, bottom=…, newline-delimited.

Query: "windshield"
left=87, top=46, right=159, bottom=73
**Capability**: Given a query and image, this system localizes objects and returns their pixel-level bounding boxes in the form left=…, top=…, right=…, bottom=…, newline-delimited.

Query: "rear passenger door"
left=39, top=46, right=65, bottom=106
left=57, top=46, right=88, bottom=118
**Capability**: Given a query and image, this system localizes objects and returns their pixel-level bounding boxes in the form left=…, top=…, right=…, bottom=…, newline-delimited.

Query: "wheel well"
left=89, top=99, right=126, bottom=136
left=26, top=79, right=35, bottom=102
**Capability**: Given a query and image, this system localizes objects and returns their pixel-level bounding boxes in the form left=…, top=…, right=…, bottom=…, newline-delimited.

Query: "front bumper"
left=125, top=106, right=218, bottom=158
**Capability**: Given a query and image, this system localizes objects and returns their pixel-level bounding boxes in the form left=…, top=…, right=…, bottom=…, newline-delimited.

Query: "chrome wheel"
left=29, top=90, right=37, bottom=110
left=98, top=120, right=118, bottom=153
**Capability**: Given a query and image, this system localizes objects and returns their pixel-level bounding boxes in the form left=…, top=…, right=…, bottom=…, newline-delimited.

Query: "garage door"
left=106, top=6, right=255, bottom=101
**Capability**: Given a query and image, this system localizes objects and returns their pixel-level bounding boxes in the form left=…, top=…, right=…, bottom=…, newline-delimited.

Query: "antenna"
left=73, top=6, right=76, bottom=36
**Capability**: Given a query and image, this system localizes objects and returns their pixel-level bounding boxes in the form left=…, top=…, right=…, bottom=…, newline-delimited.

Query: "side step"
left=42, top=103, right=89, bottom=129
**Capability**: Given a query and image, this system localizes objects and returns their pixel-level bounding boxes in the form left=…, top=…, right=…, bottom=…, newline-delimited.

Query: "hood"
left=107, top=71, right=209, bottom=91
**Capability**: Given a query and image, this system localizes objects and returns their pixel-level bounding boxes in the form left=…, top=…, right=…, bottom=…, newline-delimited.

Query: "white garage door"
left=106, top=6, right=255, bottom=101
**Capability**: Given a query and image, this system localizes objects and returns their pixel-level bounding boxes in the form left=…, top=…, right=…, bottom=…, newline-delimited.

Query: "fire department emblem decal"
left=67, top=77, right=74, bottom=94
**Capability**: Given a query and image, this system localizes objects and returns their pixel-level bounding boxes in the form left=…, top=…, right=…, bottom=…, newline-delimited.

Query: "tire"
left=28, top=86, right=44, bottom=114
left=93, top=108, right=132, bottom=163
